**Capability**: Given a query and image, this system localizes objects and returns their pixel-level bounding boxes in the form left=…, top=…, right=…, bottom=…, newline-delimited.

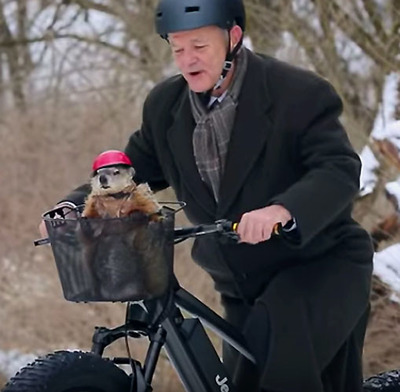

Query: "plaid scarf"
left=189, top=48, right=248, bottom=201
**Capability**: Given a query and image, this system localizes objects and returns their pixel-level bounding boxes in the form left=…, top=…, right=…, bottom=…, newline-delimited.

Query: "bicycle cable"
left=124, top=303, right=136, bottom=392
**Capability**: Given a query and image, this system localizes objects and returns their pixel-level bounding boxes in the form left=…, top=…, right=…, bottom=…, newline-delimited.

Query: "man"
left=42, top=0, right=373, bottom=390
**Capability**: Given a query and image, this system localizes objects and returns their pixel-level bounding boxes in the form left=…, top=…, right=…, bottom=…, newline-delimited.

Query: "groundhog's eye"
left=113, top=169, right=120, bottom=175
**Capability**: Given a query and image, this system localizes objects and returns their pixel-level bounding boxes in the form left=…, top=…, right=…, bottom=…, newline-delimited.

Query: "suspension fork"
left=90, top=301, right=167, bottom=390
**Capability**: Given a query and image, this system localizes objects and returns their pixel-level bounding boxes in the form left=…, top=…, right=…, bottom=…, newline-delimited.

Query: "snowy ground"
left=0, top=350, right=40, bottom=379
left=373, top=245, right=400, bottom=303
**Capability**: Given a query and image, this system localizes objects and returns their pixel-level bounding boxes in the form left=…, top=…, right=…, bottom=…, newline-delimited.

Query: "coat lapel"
left=167, top=51, right=273, bottom=219
left=218, top=51, right=273, bottom=217
left=167, top=87, right=217, bottom=217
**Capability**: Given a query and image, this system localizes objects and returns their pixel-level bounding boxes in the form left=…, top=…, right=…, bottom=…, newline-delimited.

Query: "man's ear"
left=129, top=166, right=136, bottom=178
left=230, top=25, right=243, bottom=49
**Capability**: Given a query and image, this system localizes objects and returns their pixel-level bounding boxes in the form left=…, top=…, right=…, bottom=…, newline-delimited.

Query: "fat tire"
left=1, top=350, right=132, bottom=392
left=364, top=370, right=400, bottom=391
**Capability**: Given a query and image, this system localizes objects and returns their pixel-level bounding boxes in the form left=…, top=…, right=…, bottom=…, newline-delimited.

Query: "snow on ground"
left=0, top=350, right=38, bottom=379
left=386, top=179, right=400, bottom=209
left=360, top=71, right=400, bottom=302
left=359, top=72, right=400, bottom=197
left=374, top=244, right=400, bottom=303
left=371, top=72, right=400, bottom=140
left=0, top=348, right=85, bottom=380
left=360, top=145, right=380, bottom=197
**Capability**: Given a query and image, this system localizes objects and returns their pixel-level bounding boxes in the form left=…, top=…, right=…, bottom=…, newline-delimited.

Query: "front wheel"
left=2, top=350, right=132, bottom=392
left=364, top=369, right=400, bottom=391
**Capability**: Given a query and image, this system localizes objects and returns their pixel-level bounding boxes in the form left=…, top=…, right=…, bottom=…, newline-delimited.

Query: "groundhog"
left=74, top=152, right=169, bottom=301
left=82, top=165, right=162, bottom=220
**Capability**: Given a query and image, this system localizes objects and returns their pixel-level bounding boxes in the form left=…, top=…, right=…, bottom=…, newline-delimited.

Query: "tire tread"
left=1, top=350, right=130, bottom=392
left=364, top=369, right=400, bottom=391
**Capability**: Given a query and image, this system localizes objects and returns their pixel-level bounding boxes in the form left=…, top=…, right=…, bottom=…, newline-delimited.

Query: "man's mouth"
left=188, top=71, right=202, bottom=77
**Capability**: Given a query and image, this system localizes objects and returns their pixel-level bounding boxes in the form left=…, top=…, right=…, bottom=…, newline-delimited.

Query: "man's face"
left=169, top=26, right=228, bottom=93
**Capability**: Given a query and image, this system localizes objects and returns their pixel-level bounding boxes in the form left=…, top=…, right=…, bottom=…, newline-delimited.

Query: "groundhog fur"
left=75, top=166, right=168, bottom=300
left=82, top=166, right=161, bottom=220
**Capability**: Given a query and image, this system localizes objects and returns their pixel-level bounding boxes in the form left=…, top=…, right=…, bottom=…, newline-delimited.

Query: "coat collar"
left=167, top=50, right=273, bottom=218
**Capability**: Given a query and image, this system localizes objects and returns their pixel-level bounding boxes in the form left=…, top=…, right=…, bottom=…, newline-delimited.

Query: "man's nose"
left=182, top=49, right=198, bottom=68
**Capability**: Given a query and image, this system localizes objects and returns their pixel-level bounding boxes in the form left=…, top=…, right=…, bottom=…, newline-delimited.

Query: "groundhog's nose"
left=99, top=174, right=108, bottom=186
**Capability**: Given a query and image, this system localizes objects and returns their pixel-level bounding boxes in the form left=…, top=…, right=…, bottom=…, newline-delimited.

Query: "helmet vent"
left=185, top=6, right=200, bottom=13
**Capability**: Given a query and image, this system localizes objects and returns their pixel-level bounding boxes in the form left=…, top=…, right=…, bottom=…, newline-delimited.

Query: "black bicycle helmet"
left=155, top=0, right=246, bottom=92
left=155, top=0, right=245, bottom=39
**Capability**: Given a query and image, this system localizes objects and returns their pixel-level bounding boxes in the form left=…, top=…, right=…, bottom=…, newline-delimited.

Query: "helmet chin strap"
left=198, top=30, right=243, bottom=107
left=213, top=31, right=243, bottom=91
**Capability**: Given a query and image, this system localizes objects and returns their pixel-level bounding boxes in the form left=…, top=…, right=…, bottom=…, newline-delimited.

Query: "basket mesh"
left=44, top=211, right=174, bottom=302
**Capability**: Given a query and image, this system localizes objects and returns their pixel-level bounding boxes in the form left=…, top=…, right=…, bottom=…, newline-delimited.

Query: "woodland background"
left=0, top=0, right=399, bottom=390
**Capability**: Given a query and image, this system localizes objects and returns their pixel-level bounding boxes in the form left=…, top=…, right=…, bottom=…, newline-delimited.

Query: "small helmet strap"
left=213, top=30, right=243, bottom=91
left=198, top=29, right=243, bottom=106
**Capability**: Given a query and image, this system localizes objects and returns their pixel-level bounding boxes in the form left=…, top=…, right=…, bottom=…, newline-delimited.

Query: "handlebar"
left=34, top=218, right=281, bottom=247
left=34, top=219, right=240, bottom=247
left=173, top=220, right=239, bottom=244
left=173, top=220, right=281, bottom=243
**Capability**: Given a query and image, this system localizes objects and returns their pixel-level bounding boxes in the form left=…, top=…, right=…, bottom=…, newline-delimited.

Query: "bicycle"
left=2, top=203, right=399, bottom=392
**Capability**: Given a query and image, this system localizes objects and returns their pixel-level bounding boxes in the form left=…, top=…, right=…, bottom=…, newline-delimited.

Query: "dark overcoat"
left=67, top=49, right=373, bottom=391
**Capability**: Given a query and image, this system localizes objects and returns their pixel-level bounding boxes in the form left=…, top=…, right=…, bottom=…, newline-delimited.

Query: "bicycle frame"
left=90, top=284, right=256, bottom=392
left=35, top=209, right=256, bottom=392
left=25, top=208, right=400, bottom=392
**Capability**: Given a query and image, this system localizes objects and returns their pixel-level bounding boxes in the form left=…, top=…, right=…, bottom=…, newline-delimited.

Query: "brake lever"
left=214, top=220, right=240, bottom=242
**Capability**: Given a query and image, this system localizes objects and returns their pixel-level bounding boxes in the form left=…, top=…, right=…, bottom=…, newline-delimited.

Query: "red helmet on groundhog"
left=92, top=150, right=132, bottom=172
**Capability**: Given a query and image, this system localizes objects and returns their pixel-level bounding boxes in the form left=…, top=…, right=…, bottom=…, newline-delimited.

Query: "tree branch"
left=330, top=1, right=400, bottom=71
left=360, top=0, right=387, bottom=43
left=53, top=32, right=140, bottom=60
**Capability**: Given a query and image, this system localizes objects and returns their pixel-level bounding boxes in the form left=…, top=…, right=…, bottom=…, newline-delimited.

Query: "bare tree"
left=0, top=0, right=33, bottom=110
left=245, top=0, right=399, bottom=150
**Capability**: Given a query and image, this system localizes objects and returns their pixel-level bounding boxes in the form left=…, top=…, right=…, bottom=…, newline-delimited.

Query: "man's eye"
left=173, top=48, right=183, bottom=54
left=195, top=45, right=206, bottom=50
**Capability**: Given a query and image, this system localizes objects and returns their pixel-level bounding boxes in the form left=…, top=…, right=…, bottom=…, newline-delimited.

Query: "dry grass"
left=0, top=100, right=221, bottom=390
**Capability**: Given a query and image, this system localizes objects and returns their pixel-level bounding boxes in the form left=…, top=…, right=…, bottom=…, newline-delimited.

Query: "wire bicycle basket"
left=43, top=203, right=183, bottom=302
